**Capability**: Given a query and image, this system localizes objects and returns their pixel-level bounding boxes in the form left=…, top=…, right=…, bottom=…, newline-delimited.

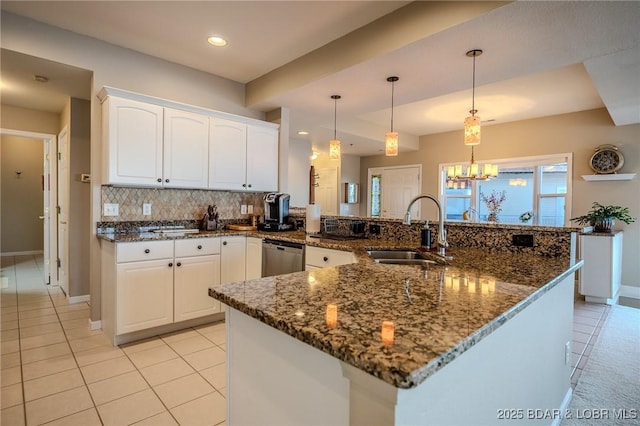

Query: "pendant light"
left=329, top=95, right=341, bottom=159
left=464, top=49, right=482, bottom=146
left=447, top=48, right=497, bottom=186
left=385, top=76, right=399, bottom=156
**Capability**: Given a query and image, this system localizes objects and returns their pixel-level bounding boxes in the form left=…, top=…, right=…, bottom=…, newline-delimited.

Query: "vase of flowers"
left=520, top=211, right=533, bottom=223
left=480, top=190, right=506, bottom=223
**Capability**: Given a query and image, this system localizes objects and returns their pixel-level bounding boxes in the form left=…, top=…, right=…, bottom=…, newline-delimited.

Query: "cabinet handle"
left=323, top=256, right=329, bottom=262
left=168, top=262, right=173, bottom=267
left=247, top=184, right=252, bottom=188
left=165, top=179, right=170, bottom=183
left=223, top=241, right=227, bottom=246
left=157, top=178, right=162, bottom=183
left=144, top=249, right=150, bottom=254
left=176, top=262, right=182, bottom=267
left=242, top=184, right=247, bottom=188
left=197, top=245, right=202, bottom=250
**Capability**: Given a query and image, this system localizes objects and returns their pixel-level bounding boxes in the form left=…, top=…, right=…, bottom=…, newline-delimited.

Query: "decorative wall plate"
left=589, top=144, right=624, bottom=174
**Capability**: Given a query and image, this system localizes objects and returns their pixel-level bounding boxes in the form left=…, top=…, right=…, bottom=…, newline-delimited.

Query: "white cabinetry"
left=221, top=235, right=247, bottom=284
left=209, top=118, right=278, bottom=191
left=579, top=232, right=623, bottom=304
left=305, top=246, right=355, bottom=270
left=114, top=240, right=175, bottom=334
left=163, top=108, right=210, bottom=189
left=102, top=96, right=210, bottom=188
left=246, top=237, right=263, bottom=280
left=174, top=238, right=221, bottom=322
left=103, top=96, right=164, bottom=186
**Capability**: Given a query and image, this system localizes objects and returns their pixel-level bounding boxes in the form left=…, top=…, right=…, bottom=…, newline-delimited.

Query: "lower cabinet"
left=102, top=237, right=223, bottom=341
left=221, top=235, right=246, bottom=284
left=116, top=258, right=174, bottom=334
left=246, top=237, right=263, bottom=280
left=305, top=246, right=355, bottom=270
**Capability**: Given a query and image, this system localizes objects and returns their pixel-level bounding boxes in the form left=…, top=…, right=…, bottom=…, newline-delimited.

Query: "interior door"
left=42, top=136, right=57, bottom=285
left=381, top=166, right=421, bottom=219
left=57, top=128, right=69, bottom=294
left=315, top=168, right=338, bottom=216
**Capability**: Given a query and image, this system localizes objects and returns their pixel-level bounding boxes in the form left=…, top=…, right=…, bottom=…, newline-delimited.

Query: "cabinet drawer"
left=117, top=240, right=174, bottom=263
left=175, top=237, right=220, bottom=257
left=305, top=246, right=354, bottom=268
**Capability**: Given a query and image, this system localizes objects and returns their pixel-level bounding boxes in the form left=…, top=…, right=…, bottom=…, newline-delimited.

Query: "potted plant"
left=570, top=202, right=636, bottom=232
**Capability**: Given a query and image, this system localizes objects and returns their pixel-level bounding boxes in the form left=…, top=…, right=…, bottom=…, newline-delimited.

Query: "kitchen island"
left=210, top=245, right=582, bottom=425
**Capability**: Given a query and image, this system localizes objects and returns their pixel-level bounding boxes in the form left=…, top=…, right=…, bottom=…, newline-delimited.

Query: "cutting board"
left=226, top=224, right=257, bottom=231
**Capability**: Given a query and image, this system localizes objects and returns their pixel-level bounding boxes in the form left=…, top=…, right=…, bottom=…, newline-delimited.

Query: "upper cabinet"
left=103, top=96, right=164, bottom=187
left=99, top=87, right=279, bottom=191
left=163, top=108, right=210, bottom=189
left=209, top=118, right=278, bottom=192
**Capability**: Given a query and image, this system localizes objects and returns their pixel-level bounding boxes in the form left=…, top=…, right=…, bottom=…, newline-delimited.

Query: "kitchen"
left=1, top=1, right=639, bottom=425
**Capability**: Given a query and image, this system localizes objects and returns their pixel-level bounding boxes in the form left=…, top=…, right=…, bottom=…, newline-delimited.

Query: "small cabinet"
left=174, top=238, right=221, bottom=322
left=103, top=96, right=164, bottom=187
left=221, top=235, right=247, bottom=284
left=115, top=240, right=175, bottom=334
left=209, top=118, right=278, bottom=191
left=579, top=232, right=623, bottom=304
left=305, top=246, right=355, bottom=270
left=246, top=237, right=263, bottom=280
left=163, top=108, right=210, bottom=189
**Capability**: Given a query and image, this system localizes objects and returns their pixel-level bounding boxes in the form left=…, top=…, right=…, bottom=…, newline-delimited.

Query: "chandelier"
left=447, top=48, right=497, bottom=188
left=329, top=95, right=341, bottom=159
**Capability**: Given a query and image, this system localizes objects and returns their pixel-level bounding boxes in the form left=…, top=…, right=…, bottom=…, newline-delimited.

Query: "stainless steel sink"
left=366, top=250, right=420, bottom=260
left=375, top=258, right=437, bottom=266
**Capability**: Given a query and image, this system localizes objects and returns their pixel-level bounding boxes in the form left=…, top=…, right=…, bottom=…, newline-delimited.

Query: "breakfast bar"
left=210, top=245, right=582, bottom=425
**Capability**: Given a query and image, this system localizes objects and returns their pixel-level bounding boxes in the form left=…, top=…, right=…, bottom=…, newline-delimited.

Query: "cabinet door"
left=163, top=108, right=210, bottom=189
left=209, top=118, right=247, bottom=190
left=221, top=236, right=246, bottom=284
left=116, top=259, right=174, bottom=334
left=246, top=125, right=279, bottom=192
left=174, top=254, right=221, bottom=322
left=245, top=237, right=263, bottom=280
left=104, top=96, right=163, bottom=186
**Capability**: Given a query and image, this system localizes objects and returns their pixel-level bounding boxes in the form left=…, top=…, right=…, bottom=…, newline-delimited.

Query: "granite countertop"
left=209, top=242, right=582, bottom=389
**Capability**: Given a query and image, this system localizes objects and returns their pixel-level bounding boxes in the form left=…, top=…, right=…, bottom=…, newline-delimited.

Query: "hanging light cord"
left=390, top=79, right=395, bottom=132
left=333, top=96, right=337, bottom=139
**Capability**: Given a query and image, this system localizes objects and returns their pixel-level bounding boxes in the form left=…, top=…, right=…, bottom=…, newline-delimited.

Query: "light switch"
left=248, top=205, right=254, bottom=214
left=143, top=203, right=152, bottom=215
left=241, top=205, right=247, bottom=214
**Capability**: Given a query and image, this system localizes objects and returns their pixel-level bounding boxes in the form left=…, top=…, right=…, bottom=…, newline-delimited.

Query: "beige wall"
left=1, top=106, right=60, bottom=254
left=361, top=108, right=640, bottom=289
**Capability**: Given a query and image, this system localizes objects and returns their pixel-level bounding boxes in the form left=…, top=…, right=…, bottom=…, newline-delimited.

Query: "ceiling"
left=1, top=1, right=638, bottom=157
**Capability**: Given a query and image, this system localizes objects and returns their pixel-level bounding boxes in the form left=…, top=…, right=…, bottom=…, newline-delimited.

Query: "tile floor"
left=1, top=255, right=226, bottom=426
left=570, top=297, right=611, bottom=388
left=1, top=254, right=613, bottom=425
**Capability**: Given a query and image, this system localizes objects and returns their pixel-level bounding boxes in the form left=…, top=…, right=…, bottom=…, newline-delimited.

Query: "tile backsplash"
left=101, top=186, right=266, bottom=222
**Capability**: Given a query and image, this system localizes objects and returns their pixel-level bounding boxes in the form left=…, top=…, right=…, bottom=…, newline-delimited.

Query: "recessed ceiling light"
left=33, top=75, right=49, bottom=83
left=207, top=36, right=227, bottom=47
left=297, top=131, right=309, bottom=135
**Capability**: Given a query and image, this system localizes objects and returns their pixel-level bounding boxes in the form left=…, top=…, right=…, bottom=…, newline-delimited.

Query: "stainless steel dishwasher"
left=262, top=239, right=305, bottom=277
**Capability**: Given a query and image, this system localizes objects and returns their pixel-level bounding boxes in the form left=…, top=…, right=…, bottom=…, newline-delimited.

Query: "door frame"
left=367, top=164, right=422, bottom=218
left=0, top=128, right=58, bottom=286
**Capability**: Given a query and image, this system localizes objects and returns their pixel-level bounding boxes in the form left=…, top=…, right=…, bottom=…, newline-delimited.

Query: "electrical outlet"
left=247, top=205, right=254, bottom=214
left=104, top=203, right=119, bottom=216
left=565, top=341, right=571, bottom=365
left=143, top=203, right=152, bottom=215
left=512, top=234, right=534, bottom=247
left=369, top=224, right=381, bottom=235
left=241, top=205, right=247, bottom=215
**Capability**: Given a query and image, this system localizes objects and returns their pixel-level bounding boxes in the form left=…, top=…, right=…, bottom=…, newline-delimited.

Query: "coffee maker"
left=259, top=193, right=294, bottom=231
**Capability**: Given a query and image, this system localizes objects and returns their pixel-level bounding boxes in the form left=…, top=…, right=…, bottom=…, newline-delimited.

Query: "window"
left=441, top=154, right=572, bottom=226
left=370, top=174, right=381, bottom=217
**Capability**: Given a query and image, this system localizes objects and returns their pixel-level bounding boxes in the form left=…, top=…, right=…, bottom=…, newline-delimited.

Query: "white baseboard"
left=89, top=319, right=102, bottom=330
left=620, top=285, right=640, bottom=300
left=552, top=388, right=573, bottom=426
left=1, top=250, right=44, bottom=256
left=68, top=294, right=90, bottom=304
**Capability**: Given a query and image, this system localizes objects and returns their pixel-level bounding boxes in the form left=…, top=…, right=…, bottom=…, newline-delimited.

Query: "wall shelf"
left=581, top=173, right=636, bottom=181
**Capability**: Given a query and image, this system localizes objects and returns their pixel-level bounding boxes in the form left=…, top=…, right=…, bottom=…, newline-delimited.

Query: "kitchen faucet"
left=403, top=194, right=451, bottom=259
